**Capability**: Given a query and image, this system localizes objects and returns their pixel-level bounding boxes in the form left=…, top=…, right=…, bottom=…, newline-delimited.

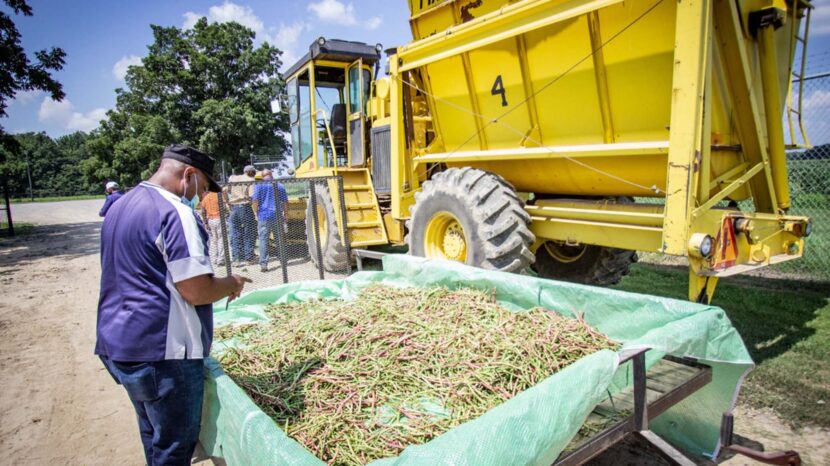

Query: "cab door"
left=347, top=59, right=369, bottom=167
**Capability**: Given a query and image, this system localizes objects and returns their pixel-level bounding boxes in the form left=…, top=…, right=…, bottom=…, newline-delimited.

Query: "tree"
left=0, top=0, right=66, bottom=155
left=0, top=131, right=93, bottom=197
left=83, top=18, right=288, bottom=188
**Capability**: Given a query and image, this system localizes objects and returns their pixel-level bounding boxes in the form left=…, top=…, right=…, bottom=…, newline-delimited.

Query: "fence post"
left=272, top=179, right=289, bottom=284
left=308, top=179, right=326, bottom=280
left=335, top=175, right=352, bottom=275
left=218, top=190, right=232, bottom=277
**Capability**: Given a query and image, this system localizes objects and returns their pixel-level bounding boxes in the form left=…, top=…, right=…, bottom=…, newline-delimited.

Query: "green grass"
left=615, top=263, right=830, bottom=427
left=10, top=194, right=103, bottom=204
left=0, top=222, right=35, bottom=238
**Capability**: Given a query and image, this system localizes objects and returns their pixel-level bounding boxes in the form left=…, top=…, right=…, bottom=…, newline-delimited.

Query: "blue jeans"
left=100, top=357, right=204, bottom=466
left=257, top=217, right=281, bottom=267
left=229, top=204, right=255, bottom=261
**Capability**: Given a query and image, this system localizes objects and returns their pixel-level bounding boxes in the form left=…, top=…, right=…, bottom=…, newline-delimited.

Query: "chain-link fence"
left=205, top=176, right=352, bottom=291
left=779, top=63, right=830, bottom=281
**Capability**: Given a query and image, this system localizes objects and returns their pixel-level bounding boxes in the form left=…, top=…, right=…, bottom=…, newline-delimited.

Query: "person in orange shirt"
left=200, top=191, right=226, bottom=267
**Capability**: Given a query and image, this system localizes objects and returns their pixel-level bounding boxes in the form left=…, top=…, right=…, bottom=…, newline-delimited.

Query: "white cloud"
left=811, top=0, right=830, bottom=35
left=308, top=0, right=357, bottom=26
left=112, top=55, right=142, bottom=81
left=788, top=89, right=830, bottom=146
left=12, top=89, right=43, bottom=105
left=266, top=22, right=307, bottom=49
left=182, top=11, right=202, bottom=30
left=183, top=1, right=263, bottom=33
left=365, top=16, right=383, bottom=30
left=802, top=89, right=830, bottom=112
left=38, top=97, right=107, bottom=132
left=38, top=98, right=72, bottom=122
left=262, top=22, right=309, bottom=70
left=68, top=108, right=108, bottom=132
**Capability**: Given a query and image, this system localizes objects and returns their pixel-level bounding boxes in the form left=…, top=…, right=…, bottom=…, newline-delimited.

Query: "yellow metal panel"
left=466, top=41, right=532, bottom=149
left=383, top=213, right=406, bottom=244
left=408, top=0, right=457, bottom=39
left=662, top=0, right=710, bottom=255
left=450, top=157, right=664, bottom=196
left=529, top=199, right=665, bottom=227
left=416, top=140, right=669, bottom=162
left=587, top=11, right=615, bottom=143
left=390, top=58, right=408, bottom=220
left=423, top=57, right=480, bottom=152
left=693, top=162, right=764, bottom=216
left=598, top=0, right=676, bottom=143
left=712, top=0, right=778, bottom=213
left=399, top=0, right=623, bottom=71
left=523, top=15, right=605, bottom=145
left=530, top=217, right=663, bottom=252
left=758, top=24, right=791, bottom=210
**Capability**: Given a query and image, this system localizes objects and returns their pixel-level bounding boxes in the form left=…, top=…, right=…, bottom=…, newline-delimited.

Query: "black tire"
left=532, top=197, right=637, bottom=286
left=533, top=242, right=638, bottom=286
left=406, top=167, right=535, bottom=273
left=306, top=184, right=349, bottom=272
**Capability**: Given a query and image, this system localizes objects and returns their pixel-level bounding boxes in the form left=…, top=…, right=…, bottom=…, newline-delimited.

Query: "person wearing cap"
left=251, top=169, right=288, bottom=272
left=98, top=181, right=124, bottom=217
left=95, top=144, right=251, bottom=466
left=226, top=165, right=257, bottom=264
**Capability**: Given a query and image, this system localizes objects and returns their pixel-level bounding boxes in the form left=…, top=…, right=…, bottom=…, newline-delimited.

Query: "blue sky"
left=4, top=0, right=411, bottom=136
left=4, top=0, right=830, bottom=141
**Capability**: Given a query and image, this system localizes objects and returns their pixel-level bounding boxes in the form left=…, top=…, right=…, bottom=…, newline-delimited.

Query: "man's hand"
left=226, top=274, right=252, bottom=304
left=176, top=273, right=252, bottom=306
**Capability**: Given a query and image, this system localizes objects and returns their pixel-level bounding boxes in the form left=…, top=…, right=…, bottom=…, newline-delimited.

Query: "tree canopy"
left=0, top=0, right=66, bottom=155
left=82, top=18, right=288, bottom=188
left=0, top=131, right=93, bottom=197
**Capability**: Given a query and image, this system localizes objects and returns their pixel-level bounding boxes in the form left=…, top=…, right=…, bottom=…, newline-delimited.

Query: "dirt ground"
left=0, top=199, right=827, bottom=465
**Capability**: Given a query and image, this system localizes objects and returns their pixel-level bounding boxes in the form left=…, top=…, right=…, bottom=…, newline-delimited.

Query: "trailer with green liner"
left=199, top=255, right=793, bottom=465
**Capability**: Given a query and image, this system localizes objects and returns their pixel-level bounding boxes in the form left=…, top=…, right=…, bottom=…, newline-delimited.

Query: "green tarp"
left=201, top=255, right=753, bottom=465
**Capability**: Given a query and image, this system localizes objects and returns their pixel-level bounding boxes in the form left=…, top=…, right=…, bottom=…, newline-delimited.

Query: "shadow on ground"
left=0, top=222, right=101, bottom=266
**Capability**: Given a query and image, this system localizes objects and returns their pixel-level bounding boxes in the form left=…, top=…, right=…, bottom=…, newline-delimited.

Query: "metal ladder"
left=786, top=0, right=812, bottom=149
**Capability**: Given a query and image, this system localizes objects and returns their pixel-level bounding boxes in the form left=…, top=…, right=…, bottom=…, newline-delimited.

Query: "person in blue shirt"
left=251, top=169, right=288, bottom=272
left=95, top=144, right=251, bottom=466
left=98, top=181, right=124, bottom=217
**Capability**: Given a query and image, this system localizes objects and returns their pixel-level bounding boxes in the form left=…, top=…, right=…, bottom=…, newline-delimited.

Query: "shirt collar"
left=141, top=181, right=181, bottom=202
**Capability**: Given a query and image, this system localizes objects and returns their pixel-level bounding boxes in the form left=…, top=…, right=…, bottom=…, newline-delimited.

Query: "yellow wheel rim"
left=316, top=204, right=328, bottom=247
left=543, top=241, right=587, bottom=264
left=424, top=211, right=467, bottom=262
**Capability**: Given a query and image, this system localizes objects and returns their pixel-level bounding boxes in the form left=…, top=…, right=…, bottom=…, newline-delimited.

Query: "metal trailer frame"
left=554, top=348, right=710, bottom=466
left=554, top=347, right=801, bottom=466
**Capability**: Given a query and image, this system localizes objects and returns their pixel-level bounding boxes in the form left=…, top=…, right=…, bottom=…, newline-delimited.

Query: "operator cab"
left=283, top=38, right=381, bottom=174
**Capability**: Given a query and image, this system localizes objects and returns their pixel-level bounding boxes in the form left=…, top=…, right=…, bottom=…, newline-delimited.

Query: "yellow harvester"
left=280, top=0, right=813, bottom=302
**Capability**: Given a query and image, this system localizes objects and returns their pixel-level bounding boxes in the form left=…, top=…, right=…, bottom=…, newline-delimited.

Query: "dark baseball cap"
left=161, top=144, right=222, bottom=193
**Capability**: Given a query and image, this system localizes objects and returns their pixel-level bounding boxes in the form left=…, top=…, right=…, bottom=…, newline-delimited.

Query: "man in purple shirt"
left=95, top=144, right=250, bottom=465
left=98, top=181, right=124, bottom=217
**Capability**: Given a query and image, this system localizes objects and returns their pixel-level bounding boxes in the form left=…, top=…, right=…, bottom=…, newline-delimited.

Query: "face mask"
left=181, top=173, right=199, bottom=209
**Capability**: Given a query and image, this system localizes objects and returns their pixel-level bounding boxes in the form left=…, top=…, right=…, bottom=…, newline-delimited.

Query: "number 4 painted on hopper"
left=491, top=75, right=507, bottom=107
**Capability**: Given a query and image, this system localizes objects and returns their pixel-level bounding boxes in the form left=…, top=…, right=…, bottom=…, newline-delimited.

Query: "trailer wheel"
left=532, top=197, right=637, bottom=286
left=306, top=184, right=349, bottom=272
left=406, top=167, right=535, bottom=272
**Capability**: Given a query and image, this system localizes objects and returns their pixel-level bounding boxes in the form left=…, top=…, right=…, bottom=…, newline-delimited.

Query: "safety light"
left=804, top=220, right=812, bottom=238
left=688, top=233, right=714, bottom=259
left=316, top=37, right=326, bottom=46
